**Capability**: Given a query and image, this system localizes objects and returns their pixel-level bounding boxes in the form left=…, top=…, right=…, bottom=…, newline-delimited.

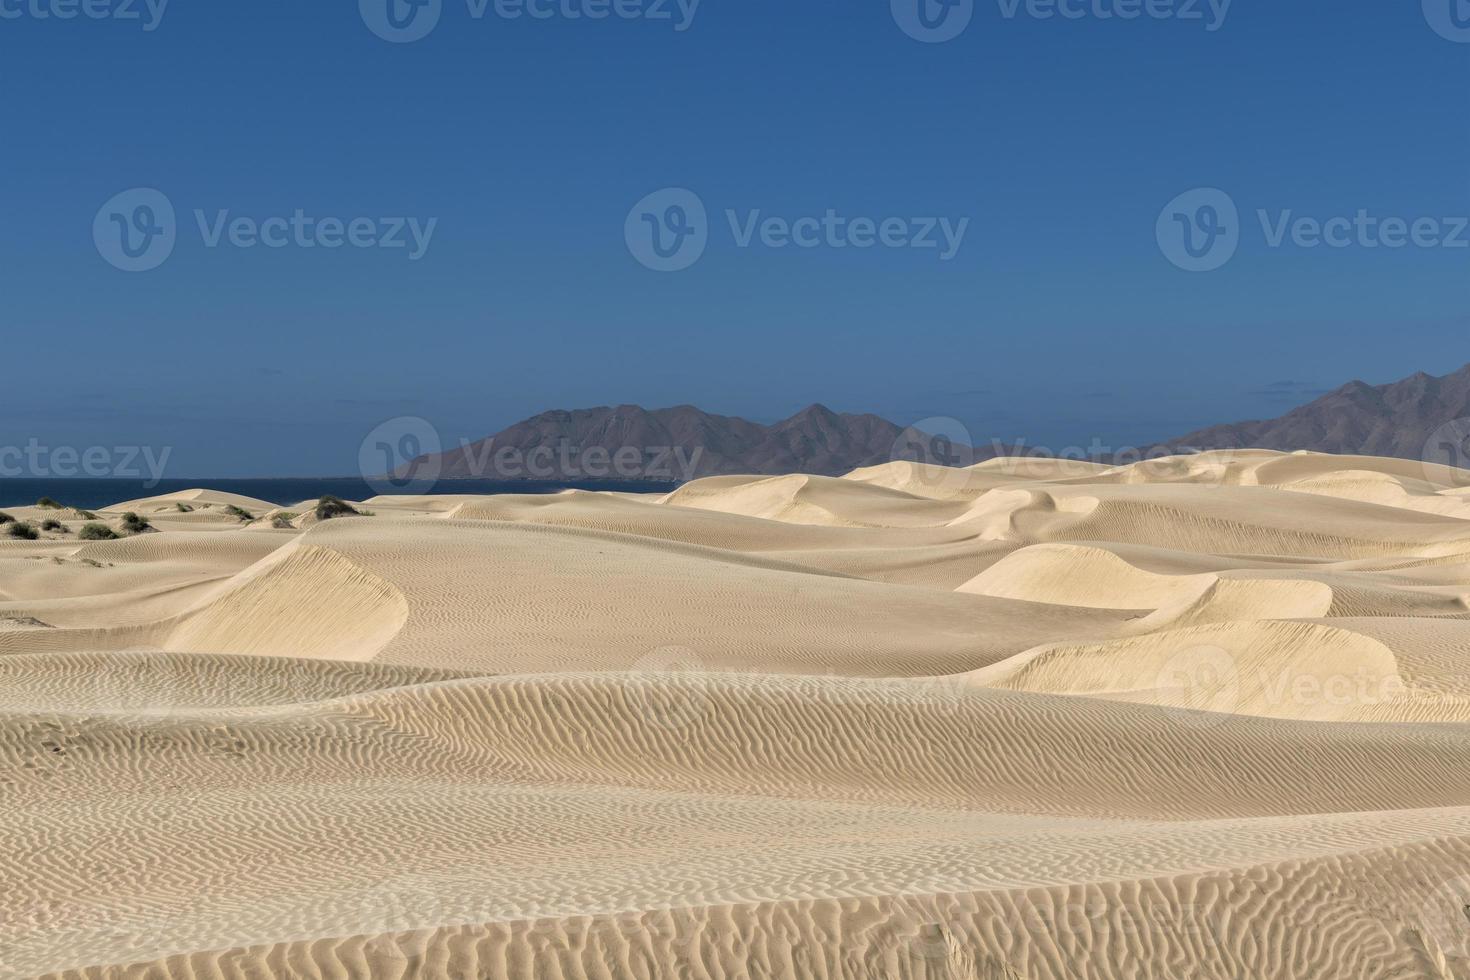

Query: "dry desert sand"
left=6, top=450, right=1470, bottom=978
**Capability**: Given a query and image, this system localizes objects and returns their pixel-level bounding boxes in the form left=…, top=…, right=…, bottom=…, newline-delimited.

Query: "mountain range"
left=1161, top=363, right=1470, bottom=459
left=401, top=364, right=1470, bottom=483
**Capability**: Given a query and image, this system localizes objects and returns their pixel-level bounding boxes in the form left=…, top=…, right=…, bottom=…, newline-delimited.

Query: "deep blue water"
left=0, top=478, right=680, bottom=510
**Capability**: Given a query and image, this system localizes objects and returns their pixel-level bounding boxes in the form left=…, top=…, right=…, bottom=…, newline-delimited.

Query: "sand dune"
left=6, top=453, right=1470, bottom=978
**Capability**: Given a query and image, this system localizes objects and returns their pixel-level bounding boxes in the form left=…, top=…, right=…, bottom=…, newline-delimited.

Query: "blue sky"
left=1, top=0, right=1466, bottom=475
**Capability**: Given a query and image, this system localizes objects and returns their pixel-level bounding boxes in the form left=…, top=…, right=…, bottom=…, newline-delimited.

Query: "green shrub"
left=271, top=513, right=297, bottom=529
left=224, top=505, right=254, bottom=521
left=36, top=497, right=63, bottom=509
left=74, top=509, right=98, bottom=520
left=40, top=519, right=67, bottom=533
left=6, top=522, right=38, bottom=540
left=120, top=512, right=152, bottom=535
left=78, top=524, right=119, bottom=541
left=314, top=496, right=360, bottom=521
left=0, top=512, right=13, bottom=525
left=175, top=503, right=194, bottom=513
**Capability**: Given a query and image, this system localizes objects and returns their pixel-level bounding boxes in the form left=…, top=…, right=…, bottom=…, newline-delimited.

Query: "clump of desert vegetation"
left=74, top=509, right=98, bottom=520
left=224, top=505, right=254, bottom=521
left=314, top=496, right=361, bottom=521
left=271, top=513, right=297, bottom=529
left=0, top=512, right=13, bottom=525
left=120, top=512, right=153, bottom=535
left=175, top=502, right=195, bottom=513
left=40, top=519, right=67, bottom=533
left=36, top=497, right=64, bottom=510
left=6, top=522, right=39, bottom=540
left=78, top=524, right=119, bottom=541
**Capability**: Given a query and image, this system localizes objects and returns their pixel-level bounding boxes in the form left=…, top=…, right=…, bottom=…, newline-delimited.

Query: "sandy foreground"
left=5, top=450, right=1470, bottom=978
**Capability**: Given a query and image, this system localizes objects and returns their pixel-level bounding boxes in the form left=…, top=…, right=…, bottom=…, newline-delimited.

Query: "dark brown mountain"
left=408, top=404, right=961, bottom=483
left=1162, top=364, right=1470, bottom=459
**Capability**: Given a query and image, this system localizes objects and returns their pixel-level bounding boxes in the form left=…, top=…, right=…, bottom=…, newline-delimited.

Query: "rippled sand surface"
left=6, top=453, right=1470, bottom=978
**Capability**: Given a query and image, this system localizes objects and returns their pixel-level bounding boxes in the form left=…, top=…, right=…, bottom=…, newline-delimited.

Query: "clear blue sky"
left=2, top=0, right=1466, bottom=475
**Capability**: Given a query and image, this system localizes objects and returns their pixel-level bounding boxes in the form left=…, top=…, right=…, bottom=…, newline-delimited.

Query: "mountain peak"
left=780, top=403, right=843, bottom=425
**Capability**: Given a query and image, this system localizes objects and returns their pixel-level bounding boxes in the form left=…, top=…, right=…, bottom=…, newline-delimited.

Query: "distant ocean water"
left=0, top=478, right=681, bottom=510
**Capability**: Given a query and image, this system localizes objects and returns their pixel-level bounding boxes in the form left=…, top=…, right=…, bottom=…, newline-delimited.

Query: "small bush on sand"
left=120, top=512, right=152, bottom=535
left=78, top=523, right=119, bottom=541
left=0, top=512, right=13, bottom=525
left=314, top=496, right=360, bottom=521
left=40, top=519, right=67, bottom=533
left=224, top=505, right=254, bottom=521
left=6, top=522, right=39, bottom=540
left=175, top=503, right=194, bottom=513
left=36, top=497, right=63, bottom=509
left=271, top=513, right=297, bottom=529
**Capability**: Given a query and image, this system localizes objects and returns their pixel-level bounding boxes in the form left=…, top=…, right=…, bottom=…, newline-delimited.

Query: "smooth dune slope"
left=5, top=453, right=1470, bottom=979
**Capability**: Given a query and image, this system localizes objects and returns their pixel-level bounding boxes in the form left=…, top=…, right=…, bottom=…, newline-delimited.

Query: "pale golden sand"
left=5, top=451, right=1470, bottom=978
